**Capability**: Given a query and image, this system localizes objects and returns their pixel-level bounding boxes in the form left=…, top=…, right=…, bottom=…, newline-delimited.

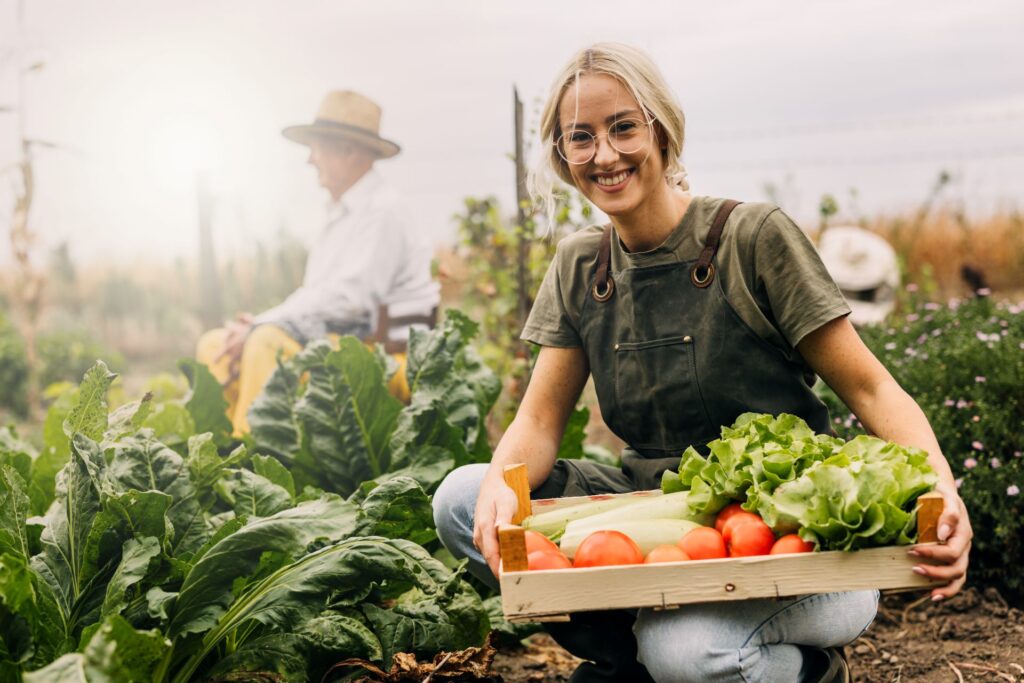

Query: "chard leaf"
left=293, top=339, right=402, bottom=496
left=32, top=434, right=106, bottom=619
left=0, top=552, right=67, bottom=669
left=168, top=496, right=358, bottom=638
left=203, top=634, right=311, bottom=682
left=178, top=359, right=232, bottom=447
left=219, top=469, right=292, bottom=518
left=353, top=477, right=436, bottom=546
left=100, top=537, right=161, bottom=618
left=248, top=355, right=303, bottom=462
left=62, top=363, right=116, bottom=442
left=140, top=403, right=195, bottom=452
left=31, top=389, right=79, bottom=515
left=300, top=610, right=383, bottom=663
left=0, top=426, right=35, bottom=483
left=252, top=454, right=295, bottom=500
left=0, top=466, right=30, bottom=562
left=102, top=394, right=153, bottom=445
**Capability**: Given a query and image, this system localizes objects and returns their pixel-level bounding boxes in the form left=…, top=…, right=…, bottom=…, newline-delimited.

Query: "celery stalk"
left=522, top=496, right=641, bottom=536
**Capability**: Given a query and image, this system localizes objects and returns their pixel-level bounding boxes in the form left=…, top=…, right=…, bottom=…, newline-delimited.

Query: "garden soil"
left=489, top=588, right=1024, bottom=682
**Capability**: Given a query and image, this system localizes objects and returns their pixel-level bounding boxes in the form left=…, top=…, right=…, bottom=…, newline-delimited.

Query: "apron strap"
left=691, top=199, right=741, bottom=288
left=592, top=224, right=615, bottom=302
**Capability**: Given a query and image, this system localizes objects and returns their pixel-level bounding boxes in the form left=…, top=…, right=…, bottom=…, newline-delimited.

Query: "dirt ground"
left=491, top=588, right=1024, bottom=682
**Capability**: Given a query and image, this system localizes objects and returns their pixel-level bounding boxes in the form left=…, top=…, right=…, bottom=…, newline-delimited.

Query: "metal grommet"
left=614, top=343, right=620, bottom=351
left=690, top=263, right=715, bottom=288
left=591, top=276, right=615, bottom=302
left=683, top=335, right=692, bottom=343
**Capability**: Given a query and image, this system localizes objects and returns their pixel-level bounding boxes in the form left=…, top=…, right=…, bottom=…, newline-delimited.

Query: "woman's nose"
left=592, top=135, right=618, bottom=165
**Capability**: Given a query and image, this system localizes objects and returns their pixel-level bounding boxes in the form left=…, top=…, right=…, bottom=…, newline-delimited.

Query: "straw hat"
left=818, top=226, right=900, bottom=326
left=282, top=90, right=400, bottom=159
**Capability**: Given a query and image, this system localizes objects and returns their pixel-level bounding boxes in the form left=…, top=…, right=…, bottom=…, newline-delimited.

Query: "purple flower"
left=1015, top=451, right=1022, bottom=458
left=944, top=399, right=955, bottom=407
left=978, top=287, right=991, bottom=296
left=906, top=313, right=920, bottom=323
left=906, top=283, right=919, bottom=292
left=990, top=458, right=1001, bottom=468
left=956, top=399, right=969, bottom=409
left=975, top=376, right=986, bottom=383
left=924, top=302, right=941, bottom=311
left=964, top=457, right=978, bottom=469
left=1008, top=485, right=1020, bottom=496
left=972, top=441, right=984, bottom=451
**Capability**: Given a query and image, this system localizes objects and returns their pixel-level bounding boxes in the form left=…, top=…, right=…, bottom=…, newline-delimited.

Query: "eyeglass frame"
left=553, top=113, right=658, bottom=166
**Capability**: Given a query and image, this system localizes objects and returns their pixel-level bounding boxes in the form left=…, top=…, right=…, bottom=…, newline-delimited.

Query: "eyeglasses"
left=555, top=116, right=655, bottom=165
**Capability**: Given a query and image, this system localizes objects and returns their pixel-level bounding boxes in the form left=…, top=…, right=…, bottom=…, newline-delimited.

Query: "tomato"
left=644, top=545, right=691, bottom=564
left=527, top=549, right=572, bottom=570
left=770, top=534, right=815, bottom=555
left=721, top=511, right=764, bottom=543
left=714, top=503, right=747, bottom=533
left=573, top=530, right=645, bottom=568
left=678, top=527, right=727, bottom=560
left=727, top=518, right=775, bottom=557
left=524, top=530, right=560, bottom=556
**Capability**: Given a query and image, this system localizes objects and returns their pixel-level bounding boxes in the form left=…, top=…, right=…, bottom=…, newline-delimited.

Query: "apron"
left=580, top=198, right=832, bottom=491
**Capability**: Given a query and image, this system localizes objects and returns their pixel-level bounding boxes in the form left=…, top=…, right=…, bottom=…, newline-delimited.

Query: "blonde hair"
left=528, top=42, right=688, bottom=228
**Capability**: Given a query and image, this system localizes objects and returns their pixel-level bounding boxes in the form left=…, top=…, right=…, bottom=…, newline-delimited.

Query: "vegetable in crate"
left=661, top=413, right=939, bottom=550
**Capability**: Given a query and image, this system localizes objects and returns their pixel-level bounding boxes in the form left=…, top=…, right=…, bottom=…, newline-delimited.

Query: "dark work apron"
left=542, top=198, right=833, bottom=682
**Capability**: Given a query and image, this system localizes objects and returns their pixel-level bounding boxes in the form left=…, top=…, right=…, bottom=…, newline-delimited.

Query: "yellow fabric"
left=196, top=325, right=411, bottom=437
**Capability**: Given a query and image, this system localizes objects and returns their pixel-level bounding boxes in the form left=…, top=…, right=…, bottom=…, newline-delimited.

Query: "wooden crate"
left=497, top=464, right=944, bottom=623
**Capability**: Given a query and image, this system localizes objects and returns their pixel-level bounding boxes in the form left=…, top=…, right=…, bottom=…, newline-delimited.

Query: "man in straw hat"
left=196, top=90, right=439, bottom=435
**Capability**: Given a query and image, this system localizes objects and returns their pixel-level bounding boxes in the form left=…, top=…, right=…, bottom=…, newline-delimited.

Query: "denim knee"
left=432, top=464, right=488, bottom=557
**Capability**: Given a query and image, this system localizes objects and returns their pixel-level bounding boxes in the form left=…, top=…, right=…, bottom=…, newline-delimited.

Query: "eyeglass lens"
left=557, top=118, right=650, bottom=164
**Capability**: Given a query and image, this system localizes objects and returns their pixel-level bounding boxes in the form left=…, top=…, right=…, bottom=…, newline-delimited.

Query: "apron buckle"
left=592, top=275, right=615, bottom=302
left=690, top=263, right=715, bottom=288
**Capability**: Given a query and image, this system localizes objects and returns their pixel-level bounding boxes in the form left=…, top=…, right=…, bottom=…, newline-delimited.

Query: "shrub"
left=0, top=311, right=29, bottom=416
left=819, top=294, right=1024, bottom=603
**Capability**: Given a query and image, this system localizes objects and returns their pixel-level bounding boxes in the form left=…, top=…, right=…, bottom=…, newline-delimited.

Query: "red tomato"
left=714, top=503, right=747, bottom=533
left=727, top=519, right=776, bottom=557
left=573, top=530, right=645, bottom=568
left=770, top=534, right=815, bottom=555
left=678, top=527, right=727, bottom=560
left=644, top=545, right=691, bottom=564
left=524, top=530, right=560, bottom=556
left=527, top=549, right=572, bottom=570
left=721, top=511, right=764, bottom=543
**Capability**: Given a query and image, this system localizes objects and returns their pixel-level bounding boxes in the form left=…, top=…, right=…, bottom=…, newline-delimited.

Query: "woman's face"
left=557, top=73, right=664, bottom=219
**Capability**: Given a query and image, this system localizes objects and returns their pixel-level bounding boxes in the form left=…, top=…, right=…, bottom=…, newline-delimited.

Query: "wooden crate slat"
left=501, top=544, right=941, bottom=621
left=530, top=489, right=663, bottom=513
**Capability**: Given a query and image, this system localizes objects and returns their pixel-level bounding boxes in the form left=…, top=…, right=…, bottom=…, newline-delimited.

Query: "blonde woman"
left=433, top=43, right=970, bottom=683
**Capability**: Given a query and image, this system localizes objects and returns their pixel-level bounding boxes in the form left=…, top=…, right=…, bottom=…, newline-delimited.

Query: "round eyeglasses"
left=555, top=116, right=655, bottom=165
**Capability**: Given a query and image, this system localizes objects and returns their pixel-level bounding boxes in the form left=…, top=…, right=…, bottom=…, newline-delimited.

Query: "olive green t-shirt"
left=521, top=196, right=851, bottom=362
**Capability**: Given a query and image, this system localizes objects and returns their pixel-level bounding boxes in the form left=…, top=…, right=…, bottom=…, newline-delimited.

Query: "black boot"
left=544, top=610, right=655, bottom=683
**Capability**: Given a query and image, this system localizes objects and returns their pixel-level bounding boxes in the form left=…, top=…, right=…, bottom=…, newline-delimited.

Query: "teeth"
left=596, top=170, right=630, bottom=186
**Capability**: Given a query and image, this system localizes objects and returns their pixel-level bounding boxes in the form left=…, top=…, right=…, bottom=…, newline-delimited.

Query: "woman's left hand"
left=908, top=484, right=972, bottom=600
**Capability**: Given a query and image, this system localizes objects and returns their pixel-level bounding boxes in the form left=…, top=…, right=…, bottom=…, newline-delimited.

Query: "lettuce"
left=662, top=413, right=938, bottom=550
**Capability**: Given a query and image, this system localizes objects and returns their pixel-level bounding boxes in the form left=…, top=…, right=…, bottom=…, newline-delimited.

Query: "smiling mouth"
left=593, top=169, right=633, bottom=187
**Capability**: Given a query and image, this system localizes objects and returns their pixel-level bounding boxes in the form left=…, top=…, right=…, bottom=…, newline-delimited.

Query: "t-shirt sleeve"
left=753, top=209, right=851, bottom=348
left=520, top=247, right=583, bottom=348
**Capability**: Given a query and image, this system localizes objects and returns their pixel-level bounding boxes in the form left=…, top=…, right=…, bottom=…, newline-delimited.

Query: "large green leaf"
left=167, top=496, right=359, bottom=639
left=31, top=388, right=79, bottom=515
left=178, top=359, right=232, bottom=447
left=352, top=477, right=436, bottom=546
left=170, top=537, right=484, bottom=683
left=202, top=633, right=311, bottom=682
left=247, top=354, right=304, bottom=462
left=217, top=469, right=293, bottom=518
left=0, top=467, right=30, bottom=562
left=0, top=552, right=67, bottom=670
left=293, top=339, right=402, bottom=495
left=100, top=537, right=162, bottom=619
left=140, top=403, right=195, bottom=453
left=62, top=363, right=116, bottom=442
left=32, top=434, right=106, bottom=619
left=0, top=426, right=34, bottom=483
left=251, top=454, right=295, bottom=499
left=102, top=394, right=154, bottom=445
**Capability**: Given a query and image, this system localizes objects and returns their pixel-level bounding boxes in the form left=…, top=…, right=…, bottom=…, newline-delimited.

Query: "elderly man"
left=197, top=90, right=439, bottom=435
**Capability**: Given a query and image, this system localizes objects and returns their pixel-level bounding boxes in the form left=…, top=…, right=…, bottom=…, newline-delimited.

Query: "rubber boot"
left=544, top=610, right=655, bottom=683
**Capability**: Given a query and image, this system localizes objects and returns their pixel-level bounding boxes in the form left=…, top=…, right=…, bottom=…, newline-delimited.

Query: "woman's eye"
left=568, top=131, right=593, bottom=144
left=612, top=120, right=638, bottom=135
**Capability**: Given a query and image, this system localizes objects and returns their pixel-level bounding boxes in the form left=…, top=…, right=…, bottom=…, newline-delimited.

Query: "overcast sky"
left=1, top=0, right=1023, bottom=266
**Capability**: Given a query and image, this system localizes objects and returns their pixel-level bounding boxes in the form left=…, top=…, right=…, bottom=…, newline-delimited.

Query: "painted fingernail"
left=912, top=566, right=927, bottom=576
left=938, top=524, right=952, bottom=541
left=931, top=594, right=944, bottom=602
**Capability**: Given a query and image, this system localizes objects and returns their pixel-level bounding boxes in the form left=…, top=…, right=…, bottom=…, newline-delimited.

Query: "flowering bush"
left=819, top=294, right=1024, bottom=603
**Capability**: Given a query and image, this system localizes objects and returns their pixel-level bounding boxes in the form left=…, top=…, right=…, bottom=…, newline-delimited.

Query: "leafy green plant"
left=819, top=294, right=1024, bottom=601
left=0, top=310, right=29, bottom=417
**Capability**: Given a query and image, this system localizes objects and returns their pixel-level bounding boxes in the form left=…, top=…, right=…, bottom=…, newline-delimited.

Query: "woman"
left=433, top=43, right=971, bottom=683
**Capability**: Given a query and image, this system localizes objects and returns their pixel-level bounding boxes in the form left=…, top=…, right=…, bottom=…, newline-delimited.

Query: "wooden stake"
left=916, top=491, right=944, bottom=543
left=503, top=463, right=532, bottom=524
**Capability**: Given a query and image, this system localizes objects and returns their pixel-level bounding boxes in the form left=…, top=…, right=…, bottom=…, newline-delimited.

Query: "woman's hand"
left=909, top=484, right=972, bottom=600
left=472, top=474, right=522, bottom=578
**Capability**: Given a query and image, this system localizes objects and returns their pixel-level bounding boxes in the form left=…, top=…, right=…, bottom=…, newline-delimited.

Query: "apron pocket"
left=612, top=335, right=714, bottom=451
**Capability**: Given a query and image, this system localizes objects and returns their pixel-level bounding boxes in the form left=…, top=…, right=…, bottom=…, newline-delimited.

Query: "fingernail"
left=931, top=594, right=944, bottom=602
left=907, top=549, right=920, bottom=557
left=912, top=566, right=927, bottom=576
left=938, top=524, right=952, bottom=541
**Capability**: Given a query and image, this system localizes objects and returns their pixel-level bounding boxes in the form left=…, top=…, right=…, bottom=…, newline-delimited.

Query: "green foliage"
left=818, top=295, right=1024, bottom=601
left=0, top=311, right=29, bottom=417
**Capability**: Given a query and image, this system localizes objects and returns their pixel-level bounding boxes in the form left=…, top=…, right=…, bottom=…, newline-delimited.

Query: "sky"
left=1, top=0, right=1023, bottom=267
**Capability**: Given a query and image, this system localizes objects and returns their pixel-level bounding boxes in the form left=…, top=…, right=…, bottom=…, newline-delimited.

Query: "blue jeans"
left=433, top=463, right=879, bottom=683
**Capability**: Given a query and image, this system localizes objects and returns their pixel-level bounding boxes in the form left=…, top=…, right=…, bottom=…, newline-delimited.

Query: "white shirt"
left=253, top=169, right=440, bottom=343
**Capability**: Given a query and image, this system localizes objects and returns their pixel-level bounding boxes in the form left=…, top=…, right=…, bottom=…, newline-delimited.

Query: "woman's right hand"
left=472, top=474, right=522, bottom=579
